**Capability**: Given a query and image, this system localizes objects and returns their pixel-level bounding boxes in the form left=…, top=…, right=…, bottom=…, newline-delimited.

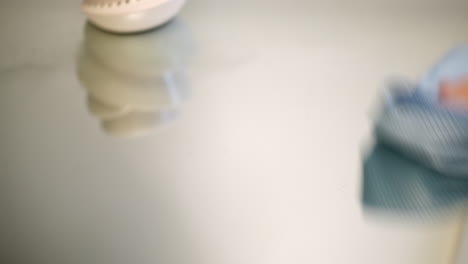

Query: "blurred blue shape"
left=419, top=46, right=468, bottom=101
left=363, top=46, right=468, bottom=217
left=363, top=144, right=468, bottom=216
left=376, top=92, right=468, bottom=178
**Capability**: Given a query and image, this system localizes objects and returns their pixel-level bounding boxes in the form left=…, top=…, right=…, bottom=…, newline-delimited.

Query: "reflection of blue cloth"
left=363, top=144, right=468, bottom=213
left=363, top=46, right=468, bottom=216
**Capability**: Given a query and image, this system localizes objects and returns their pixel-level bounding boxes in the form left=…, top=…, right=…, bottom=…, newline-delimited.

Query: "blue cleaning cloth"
left=376, top=93, right=468, bottom=178
left=363, top=46, right=468, bottom=217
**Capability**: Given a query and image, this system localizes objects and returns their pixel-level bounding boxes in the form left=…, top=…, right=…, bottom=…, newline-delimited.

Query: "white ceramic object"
left=81, top=0, right=186, bottom=33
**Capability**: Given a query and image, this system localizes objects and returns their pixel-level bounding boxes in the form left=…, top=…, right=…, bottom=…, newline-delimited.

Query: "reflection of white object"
left=79, top=51, right=189, bottom=111
left=77, top=19, right=193, bottom=138
left=87, top=95, right=130, bottom=120
left=101, top=110, right=178, bottom=138
left=83, top=21, right=193, bottom=79
left=81, top=0, right=186, bottom=33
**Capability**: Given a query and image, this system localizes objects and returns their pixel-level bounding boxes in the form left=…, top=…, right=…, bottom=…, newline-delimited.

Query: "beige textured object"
left=81, top=0, right=186, bottom=33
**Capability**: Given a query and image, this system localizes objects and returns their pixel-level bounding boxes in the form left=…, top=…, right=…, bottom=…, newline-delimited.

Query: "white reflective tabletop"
left=1, top=1, right=468, bottom=264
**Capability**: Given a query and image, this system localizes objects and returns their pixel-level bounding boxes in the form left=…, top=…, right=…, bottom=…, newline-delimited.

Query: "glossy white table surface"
left=1, top=1, right=468, bottom=263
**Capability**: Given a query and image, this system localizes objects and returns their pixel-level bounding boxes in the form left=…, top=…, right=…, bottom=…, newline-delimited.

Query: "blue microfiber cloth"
left=363, top=46, right=468, bottom=217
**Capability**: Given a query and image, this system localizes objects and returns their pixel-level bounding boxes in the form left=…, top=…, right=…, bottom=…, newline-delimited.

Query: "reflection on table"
left=77, top=20, right=194, bottom=138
